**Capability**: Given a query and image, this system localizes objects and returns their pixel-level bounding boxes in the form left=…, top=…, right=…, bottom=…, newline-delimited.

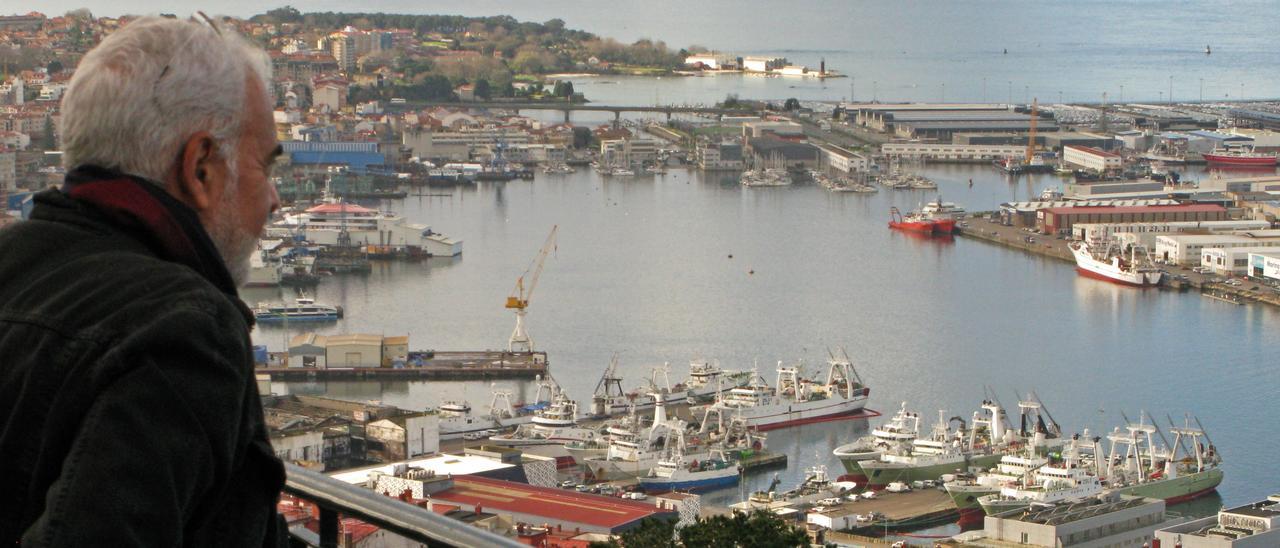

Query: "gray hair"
left=60, top=16, right=272, bottom=183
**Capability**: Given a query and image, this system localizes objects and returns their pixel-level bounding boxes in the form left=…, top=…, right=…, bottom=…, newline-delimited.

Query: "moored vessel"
left=253, top=296, right=343, bottom=323
left=695, top=350, right=870, bottom=432
left=1069, top=239, right=1164, bottom=287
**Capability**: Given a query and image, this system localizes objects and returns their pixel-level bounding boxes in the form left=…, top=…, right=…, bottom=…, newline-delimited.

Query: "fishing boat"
left=919, top=197, right=964, bottom=233
left=889, top=207, right=941, bottom=234
left=1069, top=239, right=1164, bottom=287
left=941, top=397, right=1069, bottom=514
left=639, top=428, right=741, bottom=493
left=977, top=437, right=1105, bottom=515
left=695, top=350, right=870, bottom=431
left=859, top=396, right=1062, bottom=489
left=276, top=199, right=462, bottom=257
left=1203, top=146, right=1277, bottom=167
left=437, top=386, right=545, bottom=441
left=1100, top=414, right=1223, bottom=504
left=833, top=402, right=922, bottom=480
left=488, top=389, right=603, bottom=447
left=253, top=297, right=343, bottom=323
left=588, top=358, right=753, bottom=417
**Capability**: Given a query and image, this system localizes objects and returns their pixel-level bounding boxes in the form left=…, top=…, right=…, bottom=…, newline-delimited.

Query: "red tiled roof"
left=431, top=475, right=670, bottom=530
left=306, top=202, right=377, bottom=214
left=1041, top=204, right=1225, bottom=215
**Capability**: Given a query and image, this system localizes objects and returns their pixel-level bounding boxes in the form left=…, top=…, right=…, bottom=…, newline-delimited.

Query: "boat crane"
left=506, top=225, right=558, bottom=353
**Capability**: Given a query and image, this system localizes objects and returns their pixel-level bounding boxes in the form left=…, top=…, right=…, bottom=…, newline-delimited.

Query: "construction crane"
left=506, top=225, right=558, bottom=353
left=1025, top=97, right=1039, bottom=164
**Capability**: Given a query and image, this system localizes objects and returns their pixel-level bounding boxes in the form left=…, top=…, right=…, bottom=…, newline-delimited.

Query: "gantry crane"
left=507, top=225, right=558, bottom=353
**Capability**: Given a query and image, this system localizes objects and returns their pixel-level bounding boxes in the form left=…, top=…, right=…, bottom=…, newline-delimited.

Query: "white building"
left=1201, top=246, right=1280, bottom=275
left=599, top=138, right=657, bottom=168
left=698, top=142, right=745, bottom=170
left=1154, top=232, right=1280, bottom=265
left=271, top=429, right=325, bottom=464
left=741, top=56, right=787, bottom=72
left=957, top=495, right=1173, bottom=548
left=1073, top=219, right=1272, bottom=247
left=1156, top=494, right=1280, bottom=547
left=806, top=507, right=861, bottom=531
left=881, top=142, right=1025, bottom=162
left=1249, top=252, right=1280, bottom=281
left=1063, top=145, right=1122, bottom=172
left=366, top=412, right=439, bottom=461
left=817, top=143, right=869, bottom=173
left=684, top=53, right=736, bottom=70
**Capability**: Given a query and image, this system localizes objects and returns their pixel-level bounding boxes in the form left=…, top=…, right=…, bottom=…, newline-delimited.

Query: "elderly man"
left=0, top=16, right=285, bottom=545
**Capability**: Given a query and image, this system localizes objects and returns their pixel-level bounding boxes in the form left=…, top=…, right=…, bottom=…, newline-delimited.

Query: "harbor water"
left=254, top=162, right=1280, bottom=508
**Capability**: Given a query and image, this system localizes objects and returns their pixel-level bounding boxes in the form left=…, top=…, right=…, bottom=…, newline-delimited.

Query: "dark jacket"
left=0, top=174, right=286, bottom=546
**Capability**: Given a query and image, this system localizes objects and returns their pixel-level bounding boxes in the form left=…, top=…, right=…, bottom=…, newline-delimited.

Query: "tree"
left=589, top=518, right=675, bottom=548
left=679, top=510, right=809, bottom=547
left=784, top=97, right=801, bottom=111
left=474, top=79, right=491, bottom=100
left=589, top=510, right=808, bottom=548
left=46, top=60, right=63, bottom=75
left=721, top=93, right=740, bottom=109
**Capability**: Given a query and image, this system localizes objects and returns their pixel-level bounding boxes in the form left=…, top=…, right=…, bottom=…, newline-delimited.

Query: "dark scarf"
left=61, top=166, right=248, bottom=313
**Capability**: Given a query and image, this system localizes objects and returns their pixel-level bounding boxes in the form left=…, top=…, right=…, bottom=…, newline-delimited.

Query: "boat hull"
left=639, top=470, right=740, bottom=493
left=1070, top=243, right=1163, bottom=286
left=945, top=483, right=999, bottom=513
left=724, top=395, right=871, bottom=432
left=1112, top=468, right=1223, bottom=504
left=1203, top=153, right=1277, bottom=166
left=863, top=453, right=1004, bottom=488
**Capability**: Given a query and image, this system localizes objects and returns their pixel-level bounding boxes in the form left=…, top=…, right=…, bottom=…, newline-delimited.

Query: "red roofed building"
left=427, top=475, right=675, bottom=534
left=1037, top=204, right=1227, bottom=235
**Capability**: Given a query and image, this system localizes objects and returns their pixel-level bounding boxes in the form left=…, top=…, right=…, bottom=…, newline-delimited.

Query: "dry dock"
left=258, top=350, right=549, bottom=380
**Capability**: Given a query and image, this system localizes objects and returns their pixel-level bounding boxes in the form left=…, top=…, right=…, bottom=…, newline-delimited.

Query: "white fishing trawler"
left=833, top=402, right=923, bottom=472
left=638, top=425, right=741, bottom=493
left=437, top=385, right=547, bottom=441
left=695, top=350, right=869, bottom=431
left=1069, top=239, right=1164, bottom=287
left=588, top=357, right=752, bottom=418
left=276, top=197, right=462, bottom=257
left=488, top=389, right=603, bottom=447
left=977, top=435, right=1105, bottom=515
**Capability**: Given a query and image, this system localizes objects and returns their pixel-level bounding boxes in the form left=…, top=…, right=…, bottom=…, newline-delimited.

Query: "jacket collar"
left=57, top=165, right=254, bottom=325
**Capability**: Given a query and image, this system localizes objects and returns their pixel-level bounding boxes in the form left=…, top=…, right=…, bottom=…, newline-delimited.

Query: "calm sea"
left=253, top=161, right=1280, bottom=509
left=61, top=0, right=1280, bottom=104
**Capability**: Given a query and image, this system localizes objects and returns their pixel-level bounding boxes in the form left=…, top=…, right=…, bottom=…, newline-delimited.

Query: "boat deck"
left=258, top=351, right=548, bottom=380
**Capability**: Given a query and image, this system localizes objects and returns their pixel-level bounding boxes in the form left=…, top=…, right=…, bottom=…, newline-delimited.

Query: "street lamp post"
left=1199, top=78, right=1204, bottom=103
left=1168, top=75, right=1173, bottom=104
left=982, top=77, right=987, bottom=103
left=1008, top=80, right=1012, bottom=105
left=1119, top=84, right=1124, bottom=103
left=941, top=83, right=946, bottom=103
left=1058, top=90, right=1063, bottom=104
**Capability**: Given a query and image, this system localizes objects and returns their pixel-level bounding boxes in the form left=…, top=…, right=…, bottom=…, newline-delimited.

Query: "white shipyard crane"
left=506, top=225, right=558, bottom=353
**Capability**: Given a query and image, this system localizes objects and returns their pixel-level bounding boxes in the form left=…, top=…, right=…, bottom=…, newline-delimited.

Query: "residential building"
left=0, top=150, right=15, bottom=193
left=599, top=138, right=658, bottom=169
left=698, top=142, right=744, bottom=170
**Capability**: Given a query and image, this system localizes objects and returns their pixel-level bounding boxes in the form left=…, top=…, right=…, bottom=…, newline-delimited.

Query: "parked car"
left=845, top=494, right=860, bottom=502
left=886, top=482, right=911, bottom=493
left=624, top=492, right=647, bottom=500
left=820, top=497, right=844, bottom=506
left=559, top=480, right=577, bottom=489
left=861, top=490, right=877, bottom=500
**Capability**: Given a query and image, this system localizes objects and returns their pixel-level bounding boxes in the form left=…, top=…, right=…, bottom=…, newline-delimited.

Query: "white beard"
left=206, top=173, right=260, bottom=288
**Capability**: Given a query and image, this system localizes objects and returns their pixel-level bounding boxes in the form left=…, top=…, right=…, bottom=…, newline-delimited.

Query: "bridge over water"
left=403, top=100, right=753, bottom=123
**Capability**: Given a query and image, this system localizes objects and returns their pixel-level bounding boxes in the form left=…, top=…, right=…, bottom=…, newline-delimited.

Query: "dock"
left=258, top=350, right=549, bottom=380
left=810, top=488, right=959, bottom=534
left=956, top=216, right=1280, bottom=308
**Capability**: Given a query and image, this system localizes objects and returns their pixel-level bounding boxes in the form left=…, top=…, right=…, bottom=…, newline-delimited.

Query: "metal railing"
left=283, top=463, right=522, bottom=548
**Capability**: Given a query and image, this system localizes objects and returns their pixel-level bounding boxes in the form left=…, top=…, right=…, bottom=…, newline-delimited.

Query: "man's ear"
left=175, top=131, right=219, bottom=212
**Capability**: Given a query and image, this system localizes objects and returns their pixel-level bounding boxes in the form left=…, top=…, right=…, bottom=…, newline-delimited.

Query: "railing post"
left=319, top=507, right=339, bottom=548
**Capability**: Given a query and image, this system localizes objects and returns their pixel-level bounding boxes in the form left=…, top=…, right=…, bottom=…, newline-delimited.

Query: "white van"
left=886, top=482, right=911, bottom=493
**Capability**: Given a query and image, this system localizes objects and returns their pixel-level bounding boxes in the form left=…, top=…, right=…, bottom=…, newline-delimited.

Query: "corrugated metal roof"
left=1042, top=204, right=1225, bottom=215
